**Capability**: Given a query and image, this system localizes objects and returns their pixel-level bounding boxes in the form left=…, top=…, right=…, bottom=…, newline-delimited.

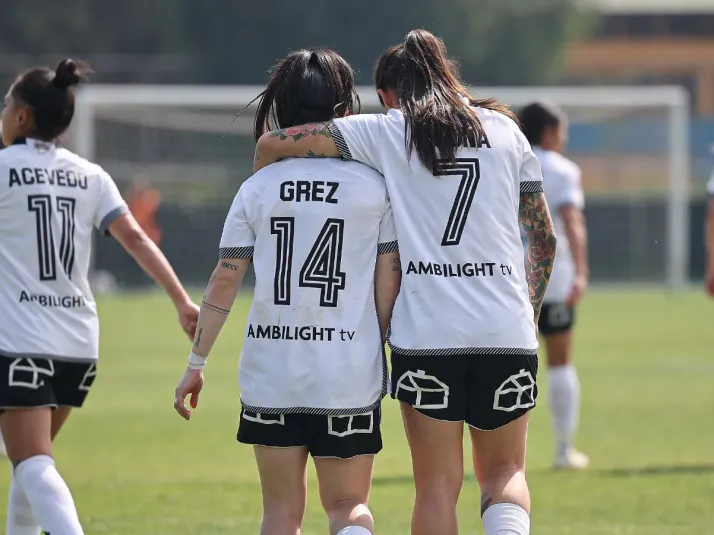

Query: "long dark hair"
left=374, top=30, right=516, bottom=175
left=518, top=102, right=564, bottom=147
left=253, top=48, right=360, bottom=141
left=12, top=58, right=89, bottom=141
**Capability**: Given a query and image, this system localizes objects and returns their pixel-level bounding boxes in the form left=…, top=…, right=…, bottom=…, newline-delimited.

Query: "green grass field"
left=1, top=289, right=713, bottom=534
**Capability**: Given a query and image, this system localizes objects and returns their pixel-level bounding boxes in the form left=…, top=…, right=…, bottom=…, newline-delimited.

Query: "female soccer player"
left=251, top=30, right=557, bottom=535
left=174, top=48, right=401, bottom=535
left=518, top=103, right=589, bottom=470
left=0, top=59, right=200, bottom=535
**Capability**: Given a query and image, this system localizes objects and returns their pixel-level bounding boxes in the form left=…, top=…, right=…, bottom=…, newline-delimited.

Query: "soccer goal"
left=70, top=84, right=691, bottom=289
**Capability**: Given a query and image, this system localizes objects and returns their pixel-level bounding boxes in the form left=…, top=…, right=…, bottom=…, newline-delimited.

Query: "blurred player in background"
left=253, top=30, right=557, bottom=535
left=518, top=102, right=589, bottom=470
left=706, top=169, right=714, bottom=296
left=174, top=48, right=401, bottom=535
left=0, top=59, right=199, bottom=535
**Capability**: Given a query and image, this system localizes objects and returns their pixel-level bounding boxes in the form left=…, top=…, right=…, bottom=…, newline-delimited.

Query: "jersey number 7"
left=270, top=217, right=346, bottom=307
left=28, top=194, right=76, bottom=281
left=438, top=158, right=480, bottom=246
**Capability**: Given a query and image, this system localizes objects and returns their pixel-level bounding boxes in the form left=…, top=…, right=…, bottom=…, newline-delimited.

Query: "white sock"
left=14, top=455, right=84, bottom=535
left=6, top=474, right=41, bottom=535
left=548, top=364, right=580, bottom=456
left=336, top=527, right=372, bottom=535
left=482, top=503, right=530, bottom=535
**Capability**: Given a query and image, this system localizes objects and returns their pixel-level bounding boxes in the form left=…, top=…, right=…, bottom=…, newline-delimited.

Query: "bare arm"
left=561, top=204, right=589, bottom=305
left=706, top=199, right=714, bottom=296
left=519, top=192, right=557, bottom=323
left=374, top=252, right=401, bottom=341
left=192, top=258, right=251, bottom=358
left=109, top=213, right=198, bottom=337
left=254, top=123, right=340, bottom=172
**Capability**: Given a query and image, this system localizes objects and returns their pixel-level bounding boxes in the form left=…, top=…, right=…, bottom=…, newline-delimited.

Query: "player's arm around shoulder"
left=254, top=122, right=340, bottom=172
left=375, top=251, right=401, bottom=342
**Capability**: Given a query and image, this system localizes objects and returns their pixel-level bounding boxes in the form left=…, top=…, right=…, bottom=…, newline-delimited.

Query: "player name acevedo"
left=8, top=167, right=89, bottom=189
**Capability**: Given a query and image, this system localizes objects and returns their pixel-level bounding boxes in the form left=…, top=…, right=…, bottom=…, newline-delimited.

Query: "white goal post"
left=71, top=84, right=691, bottom=288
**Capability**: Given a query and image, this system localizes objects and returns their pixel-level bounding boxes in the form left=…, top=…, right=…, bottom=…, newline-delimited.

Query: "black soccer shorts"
left=0, top=355, right=97, bottom=410
left=390, top=350, right=538, bottom=431
left=538, top=303, right=576, bottom=336
left=237, top=406, right=382, bottom=459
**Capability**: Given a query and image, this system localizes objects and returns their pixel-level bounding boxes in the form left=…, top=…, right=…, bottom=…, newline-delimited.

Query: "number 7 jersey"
left=220, top=158, right=397, bottom=414
left=0, top=138, right=128, bottom=362
left=330, top=108, right=542, bottom=356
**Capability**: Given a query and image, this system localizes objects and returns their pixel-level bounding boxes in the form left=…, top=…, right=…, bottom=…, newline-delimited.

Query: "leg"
left=5, top=406, right=73, bottom=535
left=402, top=404, right=464, bottom=535
left=253, top=446, right=308, bottom=535
left=541, top=305, right=587, bottom=469
left=1, top=408, right=84, bottom=535
left=314, top=455, right=375, bottom=535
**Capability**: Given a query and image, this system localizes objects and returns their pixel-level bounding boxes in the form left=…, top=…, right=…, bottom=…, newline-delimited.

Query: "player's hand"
left=177, top=301, right=200, bottom=340
left=706, top=268, right=714, bottom=298
left=565, top=275, right=588, bottom=307
left=174, top=368, right=204, bottom=421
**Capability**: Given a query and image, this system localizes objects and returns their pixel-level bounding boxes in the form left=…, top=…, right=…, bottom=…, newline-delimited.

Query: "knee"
left=262, top=499, right=304, bottom=531
left=478, top=461, right=526, bottom=493
left=324, top=495, right=370, bottom=520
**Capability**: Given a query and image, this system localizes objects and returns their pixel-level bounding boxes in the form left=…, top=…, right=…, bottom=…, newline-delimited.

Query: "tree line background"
left=0, top=0, right=595, bottom=87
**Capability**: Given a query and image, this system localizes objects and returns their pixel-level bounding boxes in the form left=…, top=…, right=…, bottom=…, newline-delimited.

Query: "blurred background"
left=1, top=2, right=713, bottom=534
left=2, top=0, right=710, bottom=289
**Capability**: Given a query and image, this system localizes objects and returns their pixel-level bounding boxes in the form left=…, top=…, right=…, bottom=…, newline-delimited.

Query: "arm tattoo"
left=390, top=257, right=401, bottom=272
left=480, top=492, right=493, bottom=516
left=221, top=261, right=239, bottom=271
left=268, top=123, right=333, bottom=143
left=201, top=298, right=231, bottom=315
left=306, top=150, right=327, bottom=158
left=193, top=328, right=203, bottom=349
left=519, top=192, right=557, bottom=322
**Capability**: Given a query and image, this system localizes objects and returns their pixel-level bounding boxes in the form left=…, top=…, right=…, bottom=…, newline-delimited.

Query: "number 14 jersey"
left=221, top=158, right=397, bottom=414
left=0, top=138, right=128, bottom=362
left=330, top=108, right=542, bottom=356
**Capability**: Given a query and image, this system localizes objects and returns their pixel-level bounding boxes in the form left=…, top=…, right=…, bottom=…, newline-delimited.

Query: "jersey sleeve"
left=219, top=187, right=255, bottom=258
left=518, top=132, right=544, bottom=194
left=377, top=197, right=398, bottom=255
left=329, top=114, right=384, bottom=173
left=95, top=171, right=129, bottom=236
left=551, top=165, right=585, bottom=211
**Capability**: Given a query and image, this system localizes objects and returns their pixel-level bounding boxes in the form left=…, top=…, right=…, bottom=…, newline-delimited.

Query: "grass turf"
left=1, top=289, right=712, bottom=534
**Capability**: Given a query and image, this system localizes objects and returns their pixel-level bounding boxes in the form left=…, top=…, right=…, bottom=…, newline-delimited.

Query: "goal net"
left=69, top=85, right=691, bottom=290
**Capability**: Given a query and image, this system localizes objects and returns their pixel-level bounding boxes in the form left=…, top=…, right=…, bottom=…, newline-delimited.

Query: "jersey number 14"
left=27, top=194, right=76, bottom=281
left=270, top=217, right=346, bottom=308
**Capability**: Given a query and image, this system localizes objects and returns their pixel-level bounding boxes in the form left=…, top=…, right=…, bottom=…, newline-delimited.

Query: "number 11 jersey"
left=0, top=138, right=128, bottom=362
left=330, top=108, right=542, bottom=356
left=220, top=158, right=397, bottom=414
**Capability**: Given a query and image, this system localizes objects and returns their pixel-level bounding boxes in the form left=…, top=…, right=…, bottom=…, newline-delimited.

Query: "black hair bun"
left=53, top=58, right=86, bottom=89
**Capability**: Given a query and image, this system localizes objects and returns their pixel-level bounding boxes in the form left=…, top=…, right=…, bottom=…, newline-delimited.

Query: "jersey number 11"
left=27, top=194, right=76, bottom=281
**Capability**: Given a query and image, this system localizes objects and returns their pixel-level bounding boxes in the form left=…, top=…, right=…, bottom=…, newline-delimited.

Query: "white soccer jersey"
left=220, top=158, right=397, bottom=414
left=533, top=148, right=584, bottom=303
left=0, top=138, right=128, bottom=362
left=329, top=108, right=541, bottom=356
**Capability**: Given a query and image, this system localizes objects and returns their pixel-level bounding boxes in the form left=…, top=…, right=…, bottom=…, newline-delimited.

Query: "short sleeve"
left=329, top=114, right=384, bottom=173
left=518, top=132, right=544, bottom=194
left=377, top=198, right=398, bottom=255
left=708, top=169, right=714, bottom=197
left=551, top=166, right=585, bottom=211
left=219, top=187, right=255, bottom=258
left=94, top=171, right=129, bottom=236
